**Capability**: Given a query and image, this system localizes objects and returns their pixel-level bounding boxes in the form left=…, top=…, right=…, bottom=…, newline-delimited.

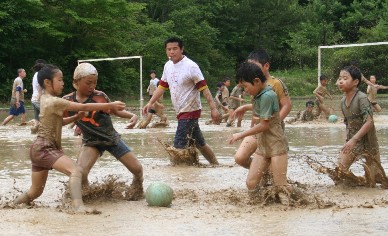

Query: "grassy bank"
left=273, top=68, right=318, bottom=97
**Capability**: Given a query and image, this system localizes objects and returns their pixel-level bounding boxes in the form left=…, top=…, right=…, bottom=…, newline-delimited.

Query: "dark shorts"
left=32, top=101, right=40, bottom=121
left=88, top=139, right=132, bottom=159
left=9, top=101, right=25, bottom=116
left=174, top=119, right=206, bottom=148
left=371, top=102, right=378, bottom=106
left=30, top=137, right=64, bottom=172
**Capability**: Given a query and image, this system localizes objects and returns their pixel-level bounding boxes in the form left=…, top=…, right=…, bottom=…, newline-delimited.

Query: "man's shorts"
left=30, top=137, right=64, bottom=172
left=174, top=119, right=206, bottom=148
left=87, top=139, right=132, bottom=159
left=9, top=101, right=25, bottom=116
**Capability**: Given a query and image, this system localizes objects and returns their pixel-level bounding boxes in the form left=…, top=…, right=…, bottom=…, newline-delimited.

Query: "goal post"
left=77, top=56, right=144, bottom=117
left=317, top=41, right=388, bottom=84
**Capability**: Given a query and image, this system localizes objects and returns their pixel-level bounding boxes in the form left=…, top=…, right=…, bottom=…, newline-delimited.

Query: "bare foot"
left=72, top=205, right=101, bottom=215
left=125, top=182, right=144, bottom=201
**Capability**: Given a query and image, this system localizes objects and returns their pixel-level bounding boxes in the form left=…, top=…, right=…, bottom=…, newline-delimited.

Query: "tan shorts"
left=30, top=137, right=64, bottom=172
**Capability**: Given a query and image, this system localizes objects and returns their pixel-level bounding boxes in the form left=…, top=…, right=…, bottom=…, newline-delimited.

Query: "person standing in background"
left=221, top=77, right=231, bottom=122
left=147, top=70, right=159, bottom=99
left=30, top=59, right=47, bottom=133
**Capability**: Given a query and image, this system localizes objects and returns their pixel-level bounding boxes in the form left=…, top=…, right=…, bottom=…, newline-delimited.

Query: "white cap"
left=73, top=63, right=98, bottom=81
left=73, top=63, right=98, bottom=89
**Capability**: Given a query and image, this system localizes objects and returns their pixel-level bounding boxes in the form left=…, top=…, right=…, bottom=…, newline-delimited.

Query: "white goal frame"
left=77, top=56, right=144, bottom=117
left=318, top=41, right=388, bottom=84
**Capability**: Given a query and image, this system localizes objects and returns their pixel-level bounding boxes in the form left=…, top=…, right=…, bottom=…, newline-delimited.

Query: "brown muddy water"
left=1, top=99, right=388, bottom=235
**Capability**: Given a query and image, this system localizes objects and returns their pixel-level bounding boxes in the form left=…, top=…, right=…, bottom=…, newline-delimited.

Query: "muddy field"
left=1, top=106, right=388, bottom=235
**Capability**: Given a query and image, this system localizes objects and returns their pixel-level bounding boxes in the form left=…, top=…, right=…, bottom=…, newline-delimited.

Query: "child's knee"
left=234, top=153, right=245, bottom=165
left=70, top=165, right=83, bottom=178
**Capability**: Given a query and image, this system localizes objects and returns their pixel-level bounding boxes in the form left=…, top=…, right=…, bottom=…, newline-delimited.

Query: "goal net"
left=77, top=56, right=144, bottom=117
left=318, top=42, right=388, bottom=84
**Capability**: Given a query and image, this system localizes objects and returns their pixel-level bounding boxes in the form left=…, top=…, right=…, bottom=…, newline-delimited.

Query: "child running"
left=313, top=74, right=333, bottom=118
left=228, top=62, right=291, bottom=201
left=226, top=83, right=244, bottom=127
left=13, top=64, right=126, bottom=212
left=63, top=63, right=144, bottom=200
left=334, top=65, right=388, bottom=187
left=206, top=82, right=228, bottom=125
left=367, top=75, right=388, bottom=113
left=233, top=49, right=291, bottom=170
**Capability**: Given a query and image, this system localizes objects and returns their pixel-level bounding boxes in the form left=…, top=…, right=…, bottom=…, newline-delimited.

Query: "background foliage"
left=0, top=0, right=387, bottom=102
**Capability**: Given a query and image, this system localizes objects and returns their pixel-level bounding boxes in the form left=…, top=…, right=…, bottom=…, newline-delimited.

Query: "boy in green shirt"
left=229, top=62, right=291, bottom=202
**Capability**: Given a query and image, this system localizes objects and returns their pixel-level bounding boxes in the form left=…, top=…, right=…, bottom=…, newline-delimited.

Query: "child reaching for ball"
left=63, top=63, right=144, bottom=200
left=228, top=62, right=292, bottom=202
left=13, top=64, right=126, bottom=213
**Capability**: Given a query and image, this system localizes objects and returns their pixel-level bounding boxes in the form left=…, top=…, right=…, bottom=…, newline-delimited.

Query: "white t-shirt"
left=152, top=78, right=159, bottom=86
left=160, top=56, right=204, bottom=115
left=148, top=78, right=159, bottom=95
left=31, top=72, right=42, bottom=102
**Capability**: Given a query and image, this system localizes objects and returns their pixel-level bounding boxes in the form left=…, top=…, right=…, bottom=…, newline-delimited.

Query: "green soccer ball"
left=328, top=114, right=338, bottom=123
left=145, top=182, right=174, bottom=207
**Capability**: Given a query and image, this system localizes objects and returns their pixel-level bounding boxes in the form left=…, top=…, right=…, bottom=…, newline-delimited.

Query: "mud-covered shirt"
left=159, top=56, right=208, bottom=119
left=300, top=110, right=314, bottom=122
left=214, top=90, right=224, bottom=111
left=38, top=93, right=70, bottom=149
left=253, top=86, right=279, bottom=119
left=63, top=90, right=120, bottom=146
left=229, top=85, right=244, bottom=109
left=267, top=76, right=289, bottom=103
left=252, top=86, right=287, bottom=157
left=341, top=89, right=379, bottom=156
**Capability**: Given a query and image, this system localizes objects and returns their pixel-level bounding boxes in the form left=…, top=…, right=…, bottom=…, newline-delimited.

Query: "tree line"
left=0, top=0, right=387, bottom=101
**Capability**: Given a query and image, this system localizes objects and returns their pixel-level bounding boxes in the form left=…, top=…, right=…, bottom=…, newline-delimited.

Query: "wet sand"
left=1, top=110, right=388, bottom=235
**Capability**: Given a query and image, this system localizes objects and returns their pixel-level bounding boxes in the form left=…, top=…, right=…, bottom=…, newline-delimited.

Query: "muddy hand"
left=126, top=115, right=138, bottom=129
left=142, top=103, right=152, bottom=116
left=341, top=139, right=356, bottom=154
left=111, top=101, right=126, bottom=111
left=228, top=133, right=241, bottom=145
left=77, top=111, right=87, bottom=119
left=211, top=108, right=221, bottom=123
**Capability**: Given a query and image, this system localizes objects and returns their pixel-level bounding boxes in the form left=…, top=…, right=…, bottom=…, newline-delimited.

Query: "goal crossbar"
left=317, top=41, right=388, bottom=82
left=77, top=56, right=144, bottom=117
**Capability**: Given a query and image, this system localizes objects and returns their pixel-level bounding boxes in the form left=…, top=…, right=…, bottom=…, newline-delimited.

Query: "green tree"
left=287, top=0, right=343, bottom=69
left=340, top=0, right=386, bottom=43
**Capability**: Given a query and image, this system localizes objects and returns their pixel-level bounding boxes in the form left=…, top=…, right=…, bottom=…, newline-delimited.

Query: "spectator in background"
left=1, top=68, right=28, bottom=126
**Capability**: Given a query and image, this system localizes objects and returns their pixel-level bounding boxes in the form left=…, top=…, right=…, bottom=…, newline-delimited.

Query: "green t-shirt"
left=253, top=85, right=279, bottom=119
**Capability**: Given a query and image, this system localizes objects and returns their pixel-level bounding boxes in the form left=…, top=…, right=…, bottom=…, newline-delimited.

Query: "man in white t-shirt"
left=143, top=37, right=220, bottom=164
left=30, top=59, right=47, bottom=133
